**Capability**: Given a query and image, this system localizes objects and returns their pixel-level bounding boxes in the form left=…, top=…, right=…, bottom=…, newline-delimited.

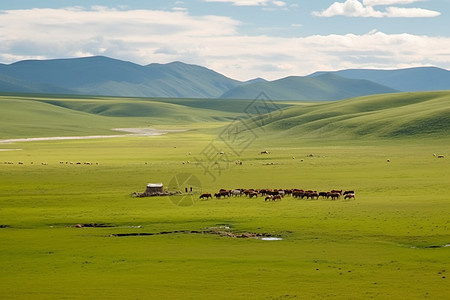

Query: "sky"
left=0, top=0, right=449, bottom=80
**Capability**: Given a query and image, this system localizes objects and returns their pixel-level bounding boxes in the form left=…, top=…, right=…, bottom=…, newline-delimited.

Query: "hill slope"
left=309, top=67, right=450, bottom=92
left=253, top=91, right=450, bottom=139
left=0, top=94, right=283, bottom=138
left=1, top=91, right=447, bottom=141
left=221, top=73, right=398, bottom=100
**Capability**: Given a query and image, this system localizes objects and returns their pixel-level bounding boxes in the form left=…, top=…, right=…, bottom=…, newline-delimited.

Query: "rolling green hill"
left=0, top=94, right=255, bottom=139
left=252, top=91, right=450, bottom=139
left=1, top=91, right=448, bottom=141
left=220, top=73, right=398, bottom=100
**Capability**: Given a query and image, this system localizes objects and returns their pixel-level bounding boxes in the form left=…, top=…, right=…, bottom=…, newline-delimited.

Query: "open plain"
left=0, top=92, right=449, bottom=299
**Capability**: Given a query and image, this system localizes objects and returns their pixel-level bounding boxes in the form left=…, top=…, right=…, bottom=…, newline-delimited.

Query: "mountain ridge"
left=308, top=67, right=450, bottom=92
left=220, top=73, right=398, bottom=100
left=0, top=56, right=448, bottom=100
left=0, top=56, right=243, bottom=98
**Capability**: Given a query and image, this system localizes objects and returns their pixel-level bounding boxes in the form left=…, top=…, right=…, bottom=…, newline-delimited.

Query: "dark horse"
left=248, top=192, right=258, bottom=198
left=199, top=193, right=212, bottom=200
left=344, top=193, right=355, bottom=200
left=265, top=195, right=281, bottom=201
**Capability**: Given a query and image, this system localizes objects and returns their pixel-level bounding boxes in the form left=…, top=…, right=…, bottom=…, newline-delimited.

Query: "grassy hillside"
left=0, top=94, right=252, bottom=139
left=37, top=96, right=289, bottom=116
left=253, top=91, right=450, bottom=140
left=0, top=93, right=295, bottom=139
left=221, top=73, right=398, bottom=100
left=1, top=91, right=448, bottom=141
left=0, top=97, right=141, bottom=139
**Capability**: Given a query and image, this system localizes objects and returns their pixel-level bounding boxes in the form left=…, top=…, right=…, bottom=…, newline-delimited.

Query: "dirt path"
left=0, top=128, right=185, bottom=144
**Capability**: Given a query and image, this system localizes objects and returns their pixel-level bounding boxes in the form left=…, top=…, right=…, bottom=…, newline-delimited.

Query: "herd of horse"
left=199, top=188, right=355, bottom=201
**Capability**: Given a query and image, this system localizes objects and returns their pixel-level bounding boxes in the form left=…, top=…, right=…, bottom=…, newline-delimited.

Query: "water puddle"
left=109, top=227, right=282, bottom=240
left=261, top=237, right=283, bottom=241
left=411, top=243, right=450, bottom=249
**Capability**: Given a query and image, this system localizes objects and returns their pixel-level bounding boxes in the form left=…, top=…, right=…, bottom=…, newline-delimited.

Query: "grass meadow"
left=0, top=92, right=449, bottom=299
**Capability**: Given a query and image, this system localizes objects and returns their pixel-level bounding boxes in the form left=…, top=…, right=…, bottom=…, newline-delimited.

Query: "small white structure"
left=145, top=183, right=164, bottom=195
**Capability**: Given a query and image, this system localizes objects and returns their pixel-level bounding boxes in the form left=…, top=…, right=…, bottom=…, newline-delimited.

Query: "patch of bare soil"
left=109, top=227, right=281, bottom=239
left=72, top=223, right=113, bottom=228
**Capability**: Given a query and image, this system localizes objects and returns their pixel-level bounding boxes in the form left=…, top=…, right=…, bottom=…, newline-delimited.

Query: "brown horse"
left=216, top=190, right=230, bottom=198
left=327, top=192, right=340, bottom=200
left=199, top=193, right=212, bottom=200
left=272, top=195, right=282, bottom=201
left=344, top=193, right=355, bottom=200
left=243, top=189, right=256, bottom=196
left=218, top=189, right=230, bottom=197
left=331, top=189, right=342, bottom=194
left=249, top=192, right=258, bottom=198
left=265, top=195, right=281, bottom=201
left=307, top=192, right=319, bottom=200
left=292, top=191, right=303, bottom=198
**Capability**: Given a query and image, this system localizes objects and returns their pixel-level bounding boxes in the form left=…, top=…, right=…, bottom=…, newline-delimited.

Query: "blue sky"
left=0, top=0, right=449, bottom=80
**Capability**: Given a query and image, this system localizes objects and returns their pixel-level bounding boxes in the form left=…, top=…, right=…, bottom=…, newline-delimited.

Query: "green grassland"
left=0, top=92, right=449, bottom=299
left=256, top=91, right=450, bottom=140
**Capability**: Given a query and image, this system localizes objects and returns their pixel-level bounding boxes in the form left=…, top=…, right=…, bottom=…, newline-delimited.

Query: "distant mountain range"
left=0, top=56, right=240, bottom=98
left=0, top=56, right=449, bottom=100
left=308, top=67, right=450, bottom=92
left=220, top=73, right=398, bottom=101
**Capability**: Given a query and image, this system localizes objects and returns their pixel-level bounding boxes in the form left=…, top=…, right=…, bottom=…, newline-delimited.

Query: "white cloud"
left=385, top=7, right=441, bottom=17
left=0, top=7, right=449, bottom=80
left=0, top=7, right=240, bottom=38
left=272, top=1, right=287, bottom=7
left=172, top=7, right=188, bottom=12
left=313, top=0, right=440, bottom=18
left=313, top=0, right=385, bottom=17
